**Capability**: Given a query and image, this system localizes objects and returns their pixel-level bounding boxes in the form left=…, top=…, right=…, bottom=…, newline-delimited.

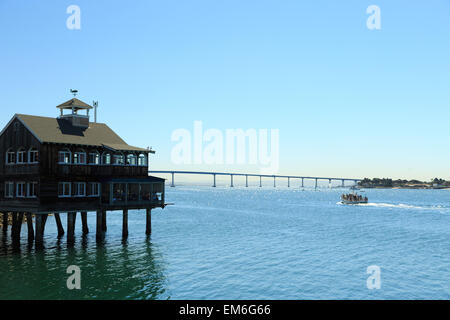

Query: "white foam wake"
left=337, top=202, right=446, bottom=211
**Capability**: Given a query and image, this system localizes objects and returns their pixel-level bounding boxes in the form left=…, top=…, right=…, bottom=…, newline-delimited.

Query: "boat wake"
left=337, top=202, right=446, bottom=211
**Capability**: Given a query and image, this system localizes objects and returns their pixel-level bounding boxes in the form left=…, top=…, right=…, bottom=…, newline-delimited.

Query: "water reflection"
left=0, top=227, right=168, bottom=299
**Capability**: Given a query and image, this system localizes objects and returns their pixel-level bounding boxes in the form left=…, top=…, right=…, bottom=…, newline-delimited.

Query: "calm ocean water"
left=1, top=187, right=449, bottom=299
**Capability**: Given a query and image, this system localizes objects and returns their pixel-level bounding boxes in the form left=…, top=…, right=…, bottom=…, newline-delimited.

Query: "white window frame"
left=58, top=182, right=72, bottom=198
left=4, top=182, right=14, bottom=198
left=73, top=151, right=87, bottom=165
left=27, top=182, right=38, bottom=198
left=138, top=154, right=147, bottom=166
left=16, top=182, right=26, bottom=198
left=102, top=153, right=111, bottom=165
left=28, top=148, right=39, bottom=164
left=113, top=153, right=125, bottom=166
left=17, top=149, right=26, bottom=164
left=74, top=182, right=86, bottom=197
left=89, top=152, right=100, bottom=165
left=127, top=154, right=137, bottom=166
left=6, top=149, right=15, bottom=165
left=88, top=182, right=101, bottom=197
left=58, top=150, right=72, bottom=164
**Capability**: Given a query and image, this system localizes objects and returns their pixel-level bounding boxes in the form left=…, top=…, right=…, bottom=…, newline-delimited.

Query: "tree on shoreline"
left=359, top=178, right=449, bottom=187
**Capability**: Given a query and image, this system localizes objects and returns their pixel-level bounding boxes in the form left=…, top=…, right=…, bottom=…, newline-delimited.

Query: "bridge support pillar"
left=67, top=212, right=76, bottom=243
left=288, top=177, right=290, bottom=188
left=301, top=178, right=304, bottom=188
left=81, top=212, right=89, bottom=234
left=342, top=180, right=345, bottom=187
left=171, top=172, right=175, bottom=187
left=54, top=213, right=64, bottom=237
left=146, top=208, right=152, bottom=235
left=329, top=179, right=332, bottom=188
left=246, top=175, right=248, bottom=187
left=315, top=179, right=318, bottom=190
left=259, top=176, right=262, bottom=187
left=230, top=175, right=234, bottom=187
left=122, top=209, right=128, bottom=238
left=273, top=176, right=276, bottom=188
left=213, top=174, right=216, bottom=187
left=26, top=213, right=34, bottom=242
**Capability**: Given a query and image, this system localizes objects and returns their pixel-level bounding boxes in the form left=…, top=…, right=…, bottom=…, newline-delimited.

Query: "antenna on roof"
left=70, top=89, right=78, bottom=97
left=93, top=101, right=98, bottom=123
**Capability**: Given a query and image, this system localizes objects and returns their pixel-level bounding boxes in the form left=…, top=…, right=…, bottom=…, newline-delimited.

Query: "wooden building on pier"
left=0, top=97, right=166, bottom=243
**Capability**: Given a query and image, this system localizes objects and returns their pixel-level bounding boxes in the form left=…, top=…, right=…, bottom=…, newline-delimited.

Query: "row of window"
left=4, top=148, right=148, bottom=167
left=58, top=150, right=148, bottom=166
left=5, top=148, right=39, bottom=165
left=4, top=181, right=38, bottom=198
left=58, top=182, right=101, bottom=198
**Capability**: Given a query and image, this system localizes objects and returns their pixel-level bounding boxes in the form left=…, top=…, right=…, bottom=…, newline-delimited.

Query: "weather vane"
left=70, top=89, right=78, bottom=97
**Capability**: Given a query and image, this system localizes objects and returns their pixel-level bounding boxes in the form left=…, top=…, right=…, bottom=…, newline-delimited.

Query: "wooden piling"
left=122, top=209, right=128, bottom=238
left=2, top=212, right=8, bottom=233
left=26, top=213, right=34, bottom=242
left=102, top=211, right=107, bottom=232
left=146, top=208, right=152, bottom=235
left=96, top=210, right=104, bottom=240
left=81, top=212, right=89, bottom=234
left=35, top=214, right=44, bottom=243
left=54, top=213, right=65, bottom=237
left=17, top=212, right=24, bottom=234
left=11, top=212, right=18, bottom=239
left=67, top=212, right=76, bottom=243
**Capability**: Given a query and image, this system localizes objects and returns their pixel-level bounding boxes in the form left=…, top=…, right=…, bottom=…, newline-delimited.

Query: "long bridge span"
left=149, top=170, right=362, bottom=189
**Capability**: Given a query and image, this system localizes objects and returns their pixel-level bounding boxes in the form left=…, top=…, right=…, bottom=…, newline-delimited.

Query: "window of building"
left=27, top=182, right=38, bottom=198
left=102, top=153, right=111, bottom=165
left=89, top=152, right=100, bottom=165
left=74, top=182, right=86, bottom=197
left=16, top=182, right=26, bottom=198
left=4, top=182, right=14, bottom=198
left=88, top=182, right=100, bottom=197
left=58, top=149, right=72, bottom=164
left=127, top=154, right=137, bottom=166
left=58, top=182, right=71, bottom=198
left=138, top=154, right=147, bottom=166
left=6, top=149, right=15, bottom=164
left=113, top=153, right=125, bottom=165
left=17, top=148, right=26, bottom=164
left=73, top=151, right=86, bottom=165
left=29, top=148, right=39, bottom=163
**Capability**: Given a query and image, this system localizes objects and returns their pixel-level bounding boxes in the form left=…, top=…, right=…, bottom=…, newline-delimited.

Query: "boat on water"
left=340, top=193, right=368, bottom=205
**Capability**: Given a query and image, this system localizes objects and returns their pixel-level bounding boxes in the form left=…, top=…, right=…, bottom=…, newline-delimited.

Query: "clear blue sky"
left=1, top=0, right=449, bottom=180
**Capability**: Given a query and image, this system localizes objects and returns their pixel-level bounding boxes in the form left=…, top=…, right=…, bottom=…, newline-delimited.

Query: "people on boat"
left=341, top=193, right=368, bottom=203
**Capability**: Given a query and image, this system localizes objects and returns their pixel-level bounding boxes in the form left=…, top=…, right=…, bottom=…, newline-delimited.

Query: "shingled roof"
left=5, top=114, right=148, bottom=152
left=56, top=98, right=93, bottom=110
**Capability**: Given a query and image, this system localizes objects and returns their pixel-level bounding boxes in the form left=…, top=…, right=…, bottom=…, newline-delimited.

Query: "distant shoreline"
left=358, top=178, right=450, bottom=190
left=360, top=186, right=450, bottom=190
